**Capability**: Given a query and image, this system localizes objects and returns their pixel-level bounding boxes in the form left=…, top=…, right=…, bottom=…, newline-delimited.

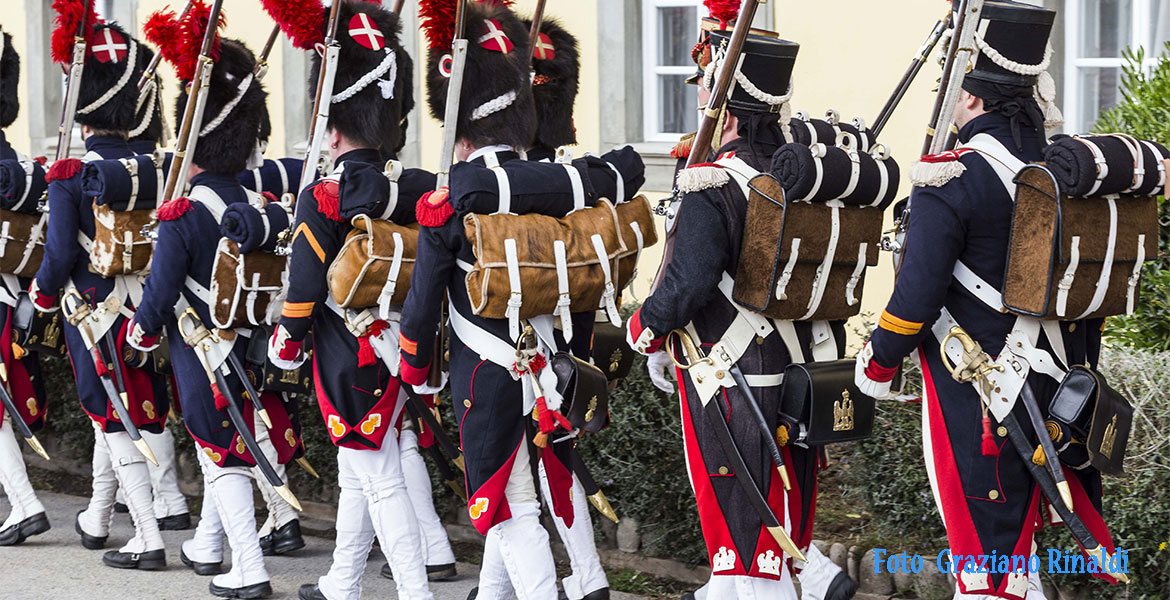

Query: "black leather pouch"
left=590, top=321, right=634, bottom=382
left=1048, top=366, right=1131, bottom=476
left=246, top=323, right=313, bottom=395
left=12, top=292, right=66, bottom=356
left=551, top=351, right=610, bottom=433
left=779, top=359, right=874, bottom=445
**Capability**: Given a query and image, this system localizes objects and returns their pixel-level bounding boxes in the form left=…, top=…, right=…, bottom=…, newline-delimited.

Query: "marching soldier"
left=855, top=3, right=1122, bottom=599
left=262, top=2, right=434, bottom=598
left=31, top=10, right=171, bottom=570
left=128, top=28, right=297, bottom=597
left=627, top=24, right=856, bottom=599
left=0, top=25, right=51, bottom=548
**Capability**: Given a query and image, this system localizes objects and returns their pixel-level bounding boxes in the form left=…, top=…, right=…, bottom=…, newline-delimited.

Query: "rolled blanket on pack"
left=238, top=158, right=303, bottom=197
left=787, top=115, right=877, bottom=151
left=451, top=158, right=599, bottom=217
left=220, top=200, right=291, bottom=254
left=337, top=160, right=433, bottom=224
left=81, top=154, right=172, bottom=211
left=1043, top=134, right=1169, bottom=197
left=0, top=159, right=48, bottom=214
left=770, top=142, right=899, bottom=208
left=578, top=145, right=646, bottom=204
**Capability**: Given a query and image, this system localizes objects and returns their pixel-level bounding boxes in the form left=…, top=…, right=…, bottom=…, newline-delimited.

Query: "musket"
left=60, top=290, right=157, bottom=466
left=54, top=0, right=95, bottom=161
left=871, top=12, right=950, bottom=138
left=393, top=0, right=406, bottom=15
left=253, top=25, right=282, bottom=81
left=404, top=387, right=465, bottom=471
left=728, top=365, right=790, bottom=491
left=160, top=0, right=225, bottom=205
left=435, top=0, right=470, bottom=189
left=668, top=329, right=805, bottom=562
left=940, top=327, right=1129, bottom=584
left=921, top=0, right=984, bottom=156
left=298, top=0, right=345, bottom=193
left=568, top=447, right=619, bottom=524
left=137, top=0, right=195, bottom=105
left=177, top=308, right=302, bottom=512
left=0, top=364, right=50, bottom=461
left=526, top=0, right=548, bottom=68
left=651, top=0, right=761, bottom=289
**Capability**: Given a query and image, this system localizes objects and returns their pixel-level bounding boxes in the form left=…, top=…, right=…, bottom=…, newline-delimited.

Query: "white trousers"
left=0, top=416, right=44, bottom=529
left=317, top=393, right=432, bottom=600
left=539, top=460, right=607, bottom=599
left=190, top=445, right=270, bottom=588
left=400, top=428, right=456, bottom=566
left=79, top=422, right=118, bottom=537
left=693, top=571, right=798, bottom=600
left=94, top=423, right=164, bottom=553
left=253, top=411, right=297, bottom=535
left=474, top=441, right=558, bottom=600
left=141, top=428, right=188, bottom=518
left=793, top=544, right=844, bottom=600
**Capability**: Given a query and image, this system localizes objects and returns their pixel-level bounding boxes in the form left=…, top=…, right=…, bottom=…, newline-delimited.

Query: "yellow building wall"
left=4, top=2, right=30, bottom=155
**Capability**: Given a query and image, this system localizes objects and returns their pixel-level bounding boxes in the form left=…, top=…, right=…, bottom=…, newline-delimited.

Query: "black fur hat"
left=75, top=23, right=147, bottom=132
left=128, top=45, right=164, bottom=145
left=524, top=17, right=579, bottom=150
left=174, top=39, right=268, bottom=175
left=310, top=1, right=413, bottom=155
left=425, top=1, right=535, bottom=150
left=1, top=31, right=19, bottom=128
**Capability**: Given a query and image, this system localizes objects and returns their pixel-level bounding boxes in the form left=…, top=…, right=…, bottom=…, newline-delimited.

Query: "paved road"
left=0, top=491, right=647, bottom=600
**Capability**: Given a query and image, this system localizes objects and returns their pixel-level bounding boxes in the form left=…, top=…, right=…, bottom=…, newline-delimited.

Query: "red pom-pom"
left=357, top=320, right=388, bottom=368
left=158, top=197, right=193, bottom=221
left=416, top=188, right=454, bottom=227
left=313, top=179, right=341, bottom=221
left=46, top=158, right=83, bottom=182
left=670, top=137, right=693, bottom=160
left=981, top=416, right=1000, bottom=457
left=211, top=382, right=229, bottom=411
left=703, top=0, right=740, bottom=28
left=260, top=0, right=327, bottom=51
left=261, top=191, right=278, bottom=205
left=92, top=349, right=110, bottom=377
left=420, top=0, right=458, bottom=50
left=33, top=156, right=47, bottom=166
left=920, top=148, right=974, bottom=164
left=144, top=0, right=225, bottom=81
left=51, top=0, right=100, bottom=65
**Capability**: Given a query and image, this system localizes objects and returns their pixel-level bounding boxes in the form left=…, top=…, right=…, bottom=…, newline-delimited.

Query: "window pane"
left=657, top=6, right=696, bottom=67
left=1079, top=67, right=1123, bottom=132
left=659, top=74, right=697, bottom=134
left=1078, top=0, right=1132, bottom=58
left=1151, top=0, right=1170, bottom=53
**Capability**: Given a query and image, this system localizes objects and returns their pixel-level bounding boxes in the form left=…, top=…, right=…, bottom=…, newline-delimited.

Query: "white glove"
left=268, top=325, right=307, bottom=370
left=412, top=372, right=448, bottom=396
left=854, top=341, right=893, bottom=400
left=646, top=350, right=676, bottom=394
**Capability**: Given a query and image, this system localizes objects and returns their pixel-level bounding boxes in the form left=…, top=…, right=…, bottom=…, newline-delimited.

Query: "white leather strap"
left=553, top=240, right=572, bottom=341
left=952, top=260, right=1006, bottom=312
left=12, top=158, right=34, bottom=212
left=1055, top=236, right=1080, bottom=317
left=870, top=156, right=890, bottom=208
left=447, top=296, right=521, bottom=375
left=590, top=233, right=621, bottom=326
left=743, top=373, right=784, bottom=387
left=120, top=157, right=140, bottom=211
left=604, top=161, right=625, bottom=204
left=504, top=238, right=522, bottom=340
left=839, top=145, right=862, bottom=199
left=377, top=230, right=406, bottom=320
left=800, top=203, right=841, bottom=319
left=563, top=164, right=585, bottom=212
left=963, top=133, right=1026, bottom=195
left=810, top=320, right=838, bottom=361
left=1141, top=141, right=1166, bottom=189
left=1073, top=136, right=1109, bottom=196
left=799, top=144, right=827, bottom=202
left=1126, top=234, right=1145, bottom=315
left=845, top=242, right=868, bottom=306
left=484, top=153, right=512, bottom=215
left=772, top=318, right=806, bottom=364
left=275, top=158, right=290, bottom=194
left=13, top=214, right=46, bottom=275
left=1075, top=195, right=1118, bottom=320
left=775, top=238, right=800, bottom=300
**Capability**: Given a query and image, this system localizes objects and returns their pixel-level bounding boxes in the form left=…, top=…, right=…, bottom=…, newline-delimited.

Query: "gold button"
left=222, top=420, right=230, bottom=428
left=756, top=336, right=764, bottom=345
left=374, top=389, right=383, bottom=397
left=463, top=399, right=472, bottom=408
left=997, top=426, right=1007, bottom=438
left=715, top=371, right=724, bottom=380
left=988, top=490, right=999, bottom=500
left=1068, top=323, right=1076, bottom=332
left=718, top=466, right=729, bottom=475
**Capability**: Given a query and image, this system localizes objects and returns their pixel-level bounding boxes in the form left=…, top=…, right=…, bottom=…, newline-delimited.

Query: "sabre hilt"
left=939, top=326, right=1004, bottom=399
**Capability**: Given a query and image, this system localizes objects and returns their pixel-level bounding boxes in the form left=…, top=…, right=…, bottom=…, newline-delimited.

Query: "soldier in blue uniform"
left=262, top=3, right=434, bottom=599
left=855, top=4, right=1120, bottom=599
left=628, top=26, right=857, bottom=600
left=0, top=25, right=51, bottom=548
left=126, top=35, right=291, bottom=599
left=31, top=14, right=171, bottom=570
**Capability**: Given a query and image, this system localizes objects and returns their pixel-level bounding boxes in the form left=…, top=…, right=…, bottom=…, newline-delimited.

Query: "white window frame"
left=640, top=0, right=701, bottom=143
left=1063, top=0, right=1165, bottom=133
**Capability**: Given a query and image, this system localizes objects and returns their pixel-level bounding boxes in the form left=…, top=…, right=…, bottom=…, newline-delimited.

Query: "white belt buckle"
left=984, top=332, right=1030, bottom=421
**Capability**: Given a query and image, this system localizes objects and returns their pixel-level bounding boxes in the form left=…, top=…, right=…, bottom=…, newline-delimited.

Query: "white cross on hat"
left=477, top=19, right=513, bottom=54
left=348, top=13, right=385, bottom=51
left=92, top=28, right=128, bottom=64
left=533, top=32, right=555, bottom=60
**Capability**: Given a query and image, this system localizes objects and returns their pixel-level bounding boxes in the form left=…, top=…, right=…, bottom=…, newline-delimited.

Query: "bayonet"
left=728, top=365, right=790, bottom=490
left=871, top=12, right=950, bottom=138
left=54, top=0, right=95, bottom=161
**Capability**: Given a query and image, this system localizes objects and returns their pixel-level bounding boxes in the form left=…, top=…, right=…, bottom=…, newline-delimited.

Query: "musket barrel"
left=137, top=0, right=195, bottom=94
left=921, top=0, right=983, bottom=156
left=872, top=14, right=949, bottom=138
left=299, top=0, right=345, bottom=192
left=55, top=0, right=94, bottom=161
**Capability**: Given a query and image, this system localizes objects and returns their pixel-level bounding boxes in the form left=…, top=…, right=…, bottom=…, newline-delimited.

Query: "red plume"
left=420, top=0, right=458, bottom=51
left=143, top=0, right=225, bottom=80
left=259, top=0, right=326, bottom=51
left=703, top=0, right=740, bottom=28
left=51, top=0, right=100, bottom=65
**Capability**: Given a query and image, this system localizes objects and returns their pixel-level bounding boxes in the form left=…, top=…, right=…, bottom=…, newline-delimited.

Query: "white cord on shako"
left=332, top=47, right=398, bottom=103
left=200, top=71, right=255, bottom=137
left=470, top=90, right=517, bottom=122
left=702, top=46, right=796, bottom=143
left=128, top=81, right=157, bottom=139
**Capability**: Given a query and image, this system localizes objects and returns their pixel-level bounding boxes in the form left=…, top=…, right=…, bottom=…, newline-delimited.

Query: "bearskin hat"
left=524, top=17, right=579, bottom=150
left=1, top=30, right=19, bottom=128
left=423, top=0, right=535, bottom=150
left=128, top=45, right=164, bottom=145
left=308, top=1, right=414, bottom=154
left=52, top=12, right=147, bottom=132
left=173, top=39, right=268, bottom=174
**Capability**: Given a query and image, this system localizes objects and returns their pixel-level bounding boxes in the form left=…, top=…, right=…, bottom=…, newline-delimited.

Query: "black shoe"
left=582, top=589, right=611, bottom=600
left=825, top=572, right=858, bottom=600
left=74, top=510, right=107, bottom=550
left=157, top=512, right=192, bottom=531
left=680, top=593, right=696, bottom=600
left=466, top=588, right=478, bottom=600
left=380, top=562, right=458, bottom=582
left=298, top=584, right=327, bottom=600
left=209, top=580, right=273, bottom=599
left=0, top=512, right=50, bottom=546
left=113, top=502, right=129, bottom=514
left=102, top=548, right=167, bottom=570
left=260, top=519, right=305, bottom=556
left=180, top=549, right=223, bottom=576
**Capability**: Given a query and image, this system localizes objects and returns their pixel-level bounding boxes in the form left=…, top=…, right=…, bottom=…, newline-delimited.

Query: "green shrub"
left=1095, top=43, right=1170, bottom=351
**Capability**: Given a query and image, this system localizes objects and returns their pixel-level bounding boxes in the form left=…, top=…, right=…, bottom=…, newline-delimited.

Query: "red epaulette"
left=674, top=161, right=729, bottom=193
left=919, top=148, right=974, bottom=163
left=157, top=197, right=193, bottom=221
left=46, top=158, right=83, bottom=182
left=261, top=191, right=278, bottom=204
left=313, top=179, right=341, bottom=221
left=670, top=132, right=697, bottom=160
left=416, top=188, right=454, bottom=227
left=910, top=148, right=973, bottom=187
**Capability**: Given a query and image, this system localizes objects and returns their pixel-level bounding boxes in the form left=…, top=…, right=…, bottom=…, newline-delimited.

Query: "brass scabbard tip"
left=588, top=491, right=620, bottom=524
left=258, top=408, right=274, bottom=430
left=767, top=525, right=806, bottom=563
left=277, top=485, right=303, bottom=512
left=453, top=454, right=466, bottom=472
left=1057, top=481, right=1074, bottom=512
left=136, top=438, right=159, bottom=467
left=29, top=435, right=51, bottom=461
left=296, top=457, right=320, bottom=479
left=447, top=479, right=467, bottom=501
left=778, top=465, right=791, bottom=491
